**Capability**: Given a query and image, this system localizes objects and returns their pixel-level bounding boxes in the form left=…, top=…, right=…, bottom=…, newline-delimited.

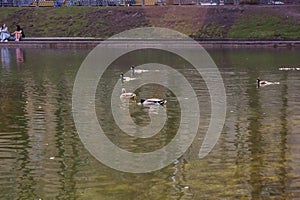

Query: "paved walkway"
left=0, top=37, right=299, bottom=48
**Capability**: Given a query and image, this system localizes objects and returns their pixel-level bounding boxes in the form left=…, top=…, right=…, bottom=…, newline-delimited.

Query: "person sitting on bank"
left=0, top=23, right=10, bottom=42
left=11, top=25, right=24, bottom=42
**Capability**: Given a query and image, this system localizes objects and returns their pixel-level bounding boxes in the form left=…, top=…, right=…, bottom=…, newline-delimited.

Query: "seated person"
left=0, top=23, right=10, bottom=42
left=11, top=25, right=24, bottom=41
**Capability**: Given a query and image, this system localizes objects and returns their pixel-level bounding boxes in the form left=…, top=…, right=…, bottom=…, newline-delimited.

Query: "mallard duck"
left=140, top=98, right=167, bottom=106
left=130, top=65, right=149, bottom=74
left=257, top=78, right=279, bottom=87
left=120, top=73, right=136, bottom=82
left=120, top=88, right=136, bottom=99
left=257, top=78, right=267, bottom=86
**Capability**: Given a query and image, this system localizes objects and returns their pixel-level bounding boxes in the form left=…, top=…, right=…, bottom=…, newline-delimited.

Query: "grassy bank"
left=0, top=5, right=299, bottom=39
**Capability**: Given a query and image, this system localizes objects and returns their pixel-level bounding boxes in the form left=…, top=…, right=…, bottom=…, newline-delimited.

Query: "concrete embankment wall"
left=0, top=38, right=299, bottom=48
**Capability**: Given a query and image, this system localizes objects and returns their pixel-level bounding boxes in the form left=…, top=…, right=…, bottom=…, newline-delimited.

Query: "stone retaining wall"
left=0, top=38, right=299, bottom=48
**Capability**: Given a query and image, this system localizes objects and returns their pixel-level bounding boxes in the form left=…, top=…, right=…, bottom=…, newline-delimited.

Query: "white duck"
left=139, top=98, right=167, bottom=106
left=120, top=88, right=136, bottom=99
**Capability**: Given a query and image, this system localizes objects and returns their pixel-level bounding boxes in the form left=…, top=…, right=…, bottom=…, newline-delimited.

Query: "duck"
left=120, top=73, right=136, bottom=82
left=130, top=65, right=149, bottom=74
left=279, top=67, right=300, bottom=71
left=256, top=78, right=279, bottom=87
left=120, top=88, right=136, bottom=99
left=140, top=98, right=167, bottom=106
left=257, top=78, right=267, bottom=86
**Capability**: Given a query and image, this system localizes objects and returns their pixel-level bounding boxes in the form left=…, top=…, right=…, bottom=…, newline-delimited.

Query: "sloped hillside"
left=0, top=5, right=299, bottom=39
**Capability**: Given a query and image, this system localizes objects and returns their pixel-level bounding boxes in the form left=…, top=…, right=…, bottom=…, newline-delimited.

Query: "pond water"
left=0, top=46, right=299, bottom=199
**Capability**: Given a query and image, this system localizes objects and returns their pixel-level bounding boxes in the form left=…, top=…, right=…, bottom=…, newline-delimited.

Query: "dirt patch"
left=86, top=7, right=150, bottom=37
left=143, top=5, right=300, bottom=38
left=143, top=6, right=208, bottom=35
left=194, top=6, right=243, bottom=38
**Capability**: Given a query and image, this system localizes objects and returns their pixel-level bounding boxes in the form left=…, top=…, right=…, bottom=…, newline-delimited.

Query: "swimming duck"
left=120, top=73, right=136, bottom=82
left=257, top=78, right=266, bottom=86
left=120, top=88, right=136, bottom=99
left=279, top=67, right=300, bottom=71
left=257, top=78, right=279, bottom=87
left=140, top=98, right=167, bottom=106
left=130, top=65, right=149, bottom=74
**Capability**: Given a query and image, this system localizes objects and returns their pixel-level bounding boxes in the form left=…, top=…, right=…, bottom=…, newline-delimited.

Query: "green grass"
left=0, top=7, right=90, bottom=37
left=0, top=6, right=299, bottom=39
left=228, top=13, right=300, bottom=39
left=0, top=7, right=148, bottom=38
left=0, top=7, right=21, bottom=19
left=194, top=22, right=226, bottom=38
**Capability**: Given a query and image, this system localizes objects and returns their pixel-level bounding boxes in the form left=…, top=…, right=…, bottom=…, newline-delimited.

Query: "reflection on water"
left=1, top=47, right=25, bottom=71
left=0, top=47, right=300, bottom=199
left=1, top=47, right=10, bottom=70
left=15, top=48, right=24, bottom=65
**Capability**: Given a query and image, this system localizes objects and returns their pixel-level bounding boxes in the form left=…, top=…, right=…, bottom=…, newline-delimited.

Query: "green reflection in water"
left=0, top=47, right=299, bottom=199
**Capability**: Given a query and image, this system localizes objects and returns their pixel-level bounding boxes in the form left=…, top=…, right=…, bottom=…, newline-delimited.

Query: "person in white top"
left=0, top=23, right=10, bottom=42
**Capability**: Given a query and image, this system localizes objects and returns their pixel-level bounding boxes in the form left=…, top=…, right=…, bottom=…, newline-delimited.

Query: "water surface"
left=0, top=46, right=299, bottom=199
